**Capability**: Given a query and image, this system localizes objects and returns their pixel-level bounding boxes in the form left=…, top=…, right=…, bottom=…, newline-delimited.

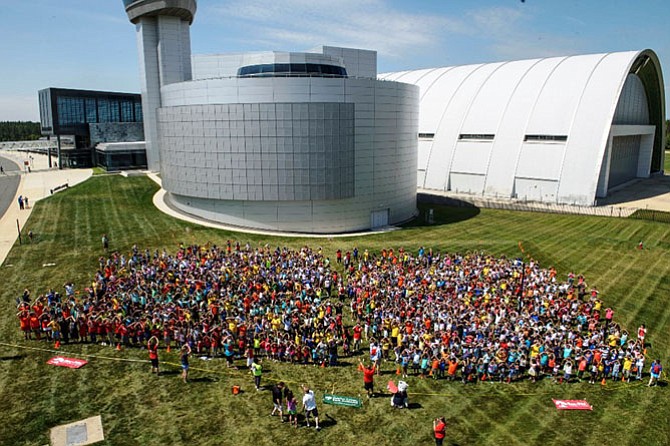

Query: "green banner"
left=323, top=393, right=362, bottom=408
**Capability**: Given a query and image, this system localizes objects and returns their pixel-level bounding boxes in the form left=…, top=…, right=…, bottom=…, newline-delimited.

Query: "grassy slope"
left=1, top=176, right=669, bottom=446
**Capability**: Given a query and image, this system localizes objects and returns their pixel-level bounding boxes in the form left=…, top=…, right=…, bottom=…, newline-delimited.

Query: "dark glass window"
left=275, top=63, right=290, bottom=73
left=110, top=100, right=120, bottom=122
left=121, top=100, right=134, bottom=122
left=418, top=133, right=435, bottom=139
left=134, top=101, right=143, bottom=122
left=85, top=98, right=97, bottom=123
left=305, top=63, right=321, bottom=74
left=98, top=99, right=111, bottom=122
left=57, top=97, right=85, bottom=126
left=524, top=135, right=568, bottom=142
left=458, top=134, right=495, bottom=140
left=291, top=63, right=306, bottom=73
left=237, top=63, right=347, bottom=77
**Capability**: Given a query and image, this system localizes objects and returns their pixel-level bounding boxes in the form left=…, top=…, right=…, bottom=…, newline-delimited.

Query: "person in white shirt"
left=301, top=385, right=320, bottom=430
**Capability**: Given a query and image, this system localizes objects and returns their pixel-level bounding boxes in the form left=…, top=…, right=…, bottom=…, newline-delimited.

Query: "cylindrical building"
left=160, top=49, right=419, bottom=233
left=124, top=2, right=419, bottom=233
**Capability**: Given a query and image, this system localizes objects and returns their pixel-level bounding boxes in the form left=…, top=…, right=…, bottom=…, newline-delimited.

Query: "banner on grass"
left=47, top=356, right=88, bottom=369
left=552, top=399, right=592, bottom=411
left=323, top=393, right=362, bottom=408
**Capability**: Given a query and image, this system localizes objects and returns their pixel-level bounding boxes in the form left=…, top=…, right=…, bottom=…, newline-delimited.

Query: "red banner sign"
left=553, top=399, right=592, bottom=411
left=47, top=356, right=88, bottom=369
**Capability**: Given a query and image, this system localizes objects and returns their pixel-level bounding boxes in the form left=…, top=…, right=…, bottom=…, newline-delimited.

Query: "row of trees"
left=0, top=121, right=41, bottom=142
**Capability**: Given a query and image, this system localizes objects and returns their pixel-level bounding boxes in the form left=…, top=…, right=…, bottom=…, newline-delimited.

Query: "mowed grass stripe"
left=121, top=178, right=163, bottom=243
left=104, top=178, right=134, bottom=248
left=540, top=216, right=619, bottom=262
left=612, top=253, right=669, bottom=329
left=488, top=392, right=551, bottom=445
left=591, top=249, right=642, bottom=296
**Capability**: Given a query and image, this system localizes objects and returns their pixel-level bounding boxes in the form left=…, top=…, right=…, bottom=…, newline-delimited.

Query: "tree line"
left=0, top=121, right=41, bottom=142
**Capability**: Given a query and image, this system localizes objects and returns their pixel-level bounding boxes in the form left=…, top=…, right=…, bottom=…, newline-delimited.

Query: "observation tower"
left=122, top=0, right=197, bottom=171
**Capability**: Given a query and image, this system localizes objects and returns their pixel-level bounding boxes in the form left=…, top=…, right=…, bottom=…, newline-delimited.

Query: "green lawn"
left=1, top=176, right=670, bottom=446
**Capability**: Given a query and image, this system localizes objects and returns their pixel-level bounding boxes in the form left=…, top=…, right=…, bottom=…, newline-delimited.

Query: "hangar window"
left=458, top=134, right=494, bottom=141
left=418, top=133, right=435, bottom=139
left=524, top=135, right=568, bottom=142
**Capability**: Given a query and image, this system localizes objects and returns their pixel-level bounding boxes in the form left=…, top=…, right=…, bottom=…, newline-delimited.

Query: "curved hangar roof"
left=380, top=50, right=665, bottom=206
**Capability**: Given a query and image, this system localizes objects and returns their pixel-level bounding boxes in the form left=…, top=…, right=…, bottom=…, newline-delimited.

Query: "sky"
left=0, top=0, right=668, bottom=121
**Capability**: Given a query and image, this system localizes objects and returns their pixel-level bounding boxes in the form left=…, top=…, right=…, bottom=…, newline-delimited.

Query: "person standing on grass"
left=301, top=385, right=320, bottom=430
left=359, top=359, right=376, bottom=398
left=433, top=417, right=446, bottom=446
left=637, top=324, right=647, bottom=346
left=271, top=382, right=285, bottom=420
left=148, top=336, right=159, bottom=375
left=102, top=234, right=109, bottom=252
left=180, top=343, right=191, bottom=383
left=648, top=359, right=662, bottom=387
left=251, top=358, right=263, bottom=390
left=285, top=389, right=298, bottom=428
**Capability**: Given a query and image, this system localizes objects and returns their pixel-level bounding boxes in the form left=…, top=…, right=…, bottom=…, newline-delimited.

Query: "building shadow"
left=402, top=194, right=481, bottom=228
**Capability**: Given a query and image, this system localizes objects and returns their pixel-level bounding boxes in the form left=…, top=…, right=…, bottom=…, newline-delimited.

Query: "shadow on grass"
left=320, top=414, right=337, bottom=428
left=0, top=355, right=24, bottom=361
left=158, top=370, right=181, bottom=376
left=191, top=376, right=219, bottom=383
left=402, top=195, right=481, bottom=228
left=330, top=361, right=355, bottom=368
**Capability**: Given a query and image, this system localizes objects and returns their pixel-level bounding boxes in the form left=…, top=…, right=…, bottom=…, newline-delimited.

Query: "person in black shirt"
left=271, top=382, right=285, bottom=421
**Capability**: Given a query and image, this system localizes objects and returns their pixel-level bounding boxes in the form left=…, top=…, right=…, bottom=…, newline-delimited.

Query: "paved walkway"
left=0, top=150, right=92, bottom=266
left=597, top=175, right=670, bottom=211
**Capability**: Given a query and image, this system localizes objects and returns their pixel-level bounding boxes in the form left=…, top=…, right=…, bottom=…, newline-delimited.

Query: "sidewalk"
left=0, top=150, right=92, bottom=266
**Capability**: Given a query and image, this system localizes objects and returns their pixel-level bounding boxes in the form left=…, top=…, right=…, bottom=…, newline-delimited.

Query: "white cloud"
left=0, top=96, right=39, bottom=122
left=204, top=1, right=585, bottom=64
left=206, top=0, right=466, bottom=59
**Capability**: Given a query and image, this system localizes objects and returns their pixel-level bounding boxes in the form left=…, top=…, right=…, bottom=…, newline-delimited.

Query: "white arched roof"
left=380, top=50, right=665, bottom=205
